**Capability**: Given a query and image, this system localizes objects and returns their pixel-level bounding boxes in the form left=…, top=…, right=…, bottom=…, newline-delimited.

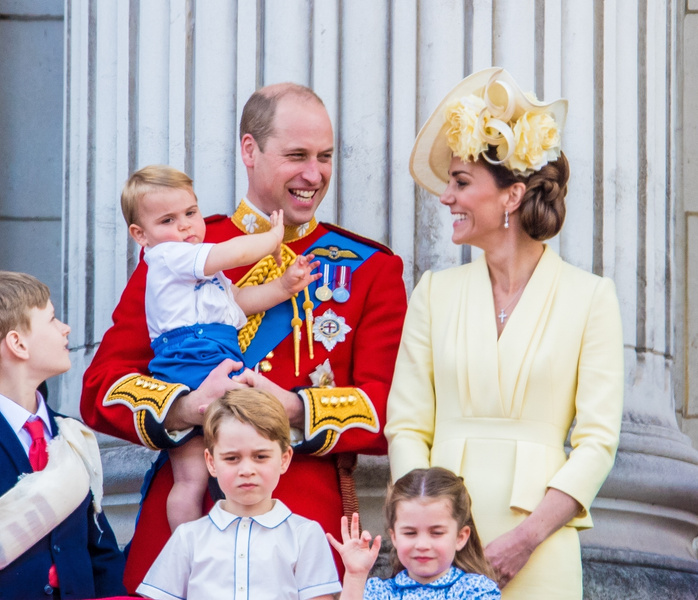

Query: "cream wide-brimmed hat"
left=410, top=67, right=568, bottom=196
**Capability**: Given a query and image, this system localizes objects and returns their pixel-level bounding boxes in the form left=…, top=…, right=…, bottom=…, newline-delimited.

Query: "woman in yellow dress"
left=385, top=68, right=624, bottom=599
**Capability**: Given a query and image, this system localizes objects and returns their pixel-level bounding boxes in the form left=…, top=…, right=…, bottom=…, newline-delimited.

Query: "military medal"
left=315, top=264, right=333, bottom=302
left=331, top=265, right=351, bottom=303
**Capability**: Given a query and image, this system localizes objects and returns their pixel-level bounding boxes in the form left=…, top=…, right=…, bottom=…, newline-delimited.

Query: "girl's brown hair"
left=385, top=467, right=495, bottom=580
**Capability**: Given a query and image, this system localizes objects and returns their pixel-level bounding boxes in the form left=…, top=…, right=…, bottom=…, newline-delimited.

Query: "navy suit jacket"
left=0, top=406, right=126, bottom=599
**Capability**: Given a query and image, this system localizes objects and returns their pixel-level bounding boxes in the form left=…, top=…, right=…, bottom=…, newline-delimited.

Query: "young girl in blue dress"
left=328, top=467, right=500, bottom=599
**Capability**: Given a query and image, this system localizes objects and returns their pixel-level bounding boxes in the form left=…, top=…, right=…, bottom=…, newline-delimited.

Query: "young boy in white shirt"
left=137, top=389, right=342, bottom=600
left=121, top=165, right=320, bottom=531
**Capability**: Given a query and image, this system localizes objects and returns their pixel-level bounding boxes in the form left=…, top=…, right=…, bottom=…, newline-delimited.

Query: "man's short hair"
left=203, top=389, right=291, bottom=453
left=239, top=82, right=325, bottom=151
left=0, top=271, right=50, bottom=341
left=120, top=165, right=195, bottom=226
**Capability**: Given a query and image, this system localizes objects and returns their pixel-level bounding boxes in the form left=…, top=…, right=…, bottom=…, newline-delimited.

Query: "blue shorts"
left=149, top=323, right=245, bottom=390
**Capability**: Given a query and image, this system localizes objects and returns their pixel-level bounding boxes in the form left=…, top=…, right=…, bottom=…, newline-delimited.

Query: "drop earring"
left=504, top=211, right=509, bottom=229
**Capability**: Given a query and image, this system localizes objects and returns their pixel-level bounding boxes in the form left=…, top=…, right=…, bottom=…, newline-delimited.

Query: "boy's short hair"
left=203, top=389, right=291, bottom=453
left=0, top=271, right=50, bottom=341
left=121, top=165, right=196, bottom=226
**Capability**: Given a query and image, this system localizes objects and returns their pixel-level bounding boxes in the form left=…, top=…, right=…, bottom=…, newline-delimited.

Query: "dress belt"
left=436, top=417, right=566, bottom=449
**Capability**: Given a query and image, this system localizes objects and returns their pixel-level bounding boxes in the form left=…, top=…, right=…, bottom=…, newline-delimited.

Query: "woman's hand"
left=486, top=488, right=583, bottom=588
left=484, top=526, right=536, bottom=588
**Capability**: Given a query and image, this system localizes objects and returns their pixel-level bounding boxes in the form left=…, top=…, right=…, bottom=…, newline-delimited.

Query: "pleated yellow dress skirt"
left=434, top=438, right=583, bottom=599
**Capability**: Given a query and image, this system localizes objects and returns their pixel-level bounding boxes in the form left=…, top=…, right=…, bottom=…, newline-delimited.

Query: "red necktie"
left=23, top=419, right=48, bottom=471
left=22, top=419, right=58, bottom=588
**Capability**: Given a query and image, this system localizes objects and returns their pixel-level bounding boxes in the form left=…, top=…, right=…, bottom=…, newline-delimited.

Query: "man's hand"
left=233, top=368, right=305, bottom=428
left=280, top=253, right=321, bottom=295
left=164, top=359, right=245, bottom=431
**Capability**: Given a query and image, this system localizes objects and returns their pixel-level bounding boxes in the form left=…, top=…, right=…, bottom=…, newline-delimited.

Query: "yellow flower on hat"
left=443, top=94, right=561, bottom=175
left=509, top=111, right=561, bottom=173
left=444, top=96, right=488, bottom=162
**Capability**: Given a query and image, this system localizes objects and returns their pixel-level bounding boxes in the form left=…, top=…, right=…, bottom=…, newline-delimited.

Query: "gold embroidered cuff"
left=104, top=374, right=189, bottom=449
left=298, top=387, right=379, bottom=455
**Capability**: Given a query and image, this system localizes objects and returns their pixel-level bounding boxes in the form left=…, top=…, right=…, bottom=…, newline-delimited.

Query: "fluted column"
left=574, top=2, right=698, bottom=577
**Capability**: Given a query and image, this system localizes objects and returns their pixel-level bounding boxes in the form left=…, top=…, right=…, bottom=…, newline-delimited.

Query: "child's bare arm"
left=326, top=513, right=381, bottom=600
left=203, top=210, right=284, bottom=275
left=234, top=254, right=321, bottom=316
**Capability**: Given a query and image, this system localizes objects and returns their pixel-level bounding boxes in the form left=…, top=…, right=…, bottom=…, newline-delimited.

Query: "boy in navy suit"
left=0, top=271, right=126, bottom=599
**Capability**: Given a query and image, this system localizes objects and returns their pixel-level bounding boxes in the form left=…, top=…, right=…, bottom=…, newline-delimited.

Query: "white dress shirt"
left=0, top=391, right=52, bottom=455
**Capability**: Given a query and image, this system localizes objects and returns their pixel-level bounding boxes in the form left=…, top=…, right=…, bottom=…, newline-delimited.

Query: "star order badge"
left=313, top=309, right=352, bottom=351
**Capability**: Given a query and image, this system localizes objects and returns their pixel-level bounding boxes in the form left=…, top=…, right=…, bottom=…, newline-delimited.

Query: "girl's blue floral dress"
left=364, top=566, right=500, bottom=599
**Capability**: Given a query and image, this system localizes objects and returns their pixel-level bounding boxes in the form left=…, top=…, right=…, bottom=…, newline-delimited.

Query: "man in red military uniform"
left=80, top=83, right=407, bottom=593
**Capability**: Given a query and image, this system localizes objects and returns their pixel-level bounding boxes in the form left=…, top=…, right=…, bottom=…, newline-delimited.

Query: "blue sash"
left=241, top=230, right=378, bottom=367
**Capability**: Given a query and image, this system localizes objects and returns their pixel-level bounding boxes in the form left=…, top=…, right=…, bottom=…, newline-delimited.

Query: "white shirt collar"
left=208, top=499, right=292, bottom=531
left=0, top=390, right=53, bottom=439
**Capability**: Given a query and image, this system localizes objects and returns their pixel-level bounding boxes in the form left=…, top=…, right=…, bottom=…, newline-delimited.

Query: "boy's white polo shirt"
left=137, top=499, right=341, bottom=600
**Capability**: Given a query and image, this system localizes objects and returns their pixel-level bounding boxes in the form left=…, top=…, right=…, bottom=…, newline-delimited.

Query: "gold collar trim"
left=231, top=198, right=318, bottom=243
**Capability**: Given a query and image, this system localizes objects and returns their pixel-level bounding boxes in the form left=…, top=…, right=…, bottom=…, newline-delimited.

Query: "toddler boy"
left=121, top=165, right=320, bottom=531
left=0, top=271, right=125, bottom=599
left=137, top=389, right=342, bottom=600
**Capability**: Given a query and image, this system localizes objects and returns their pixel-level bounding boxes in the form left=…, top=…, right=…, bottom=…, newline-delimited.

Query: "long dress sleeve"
left=546, top=276, right=624, bottom=520
left=385, top=270, right=436, bottom=480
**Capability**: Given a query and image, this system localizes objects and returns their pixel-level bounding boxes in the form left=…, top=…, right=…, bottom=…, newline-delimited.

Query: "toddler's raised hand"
left=326, top=513, right=381, bottom=578
left=269, top=210, right=284, bottom=266
left=280, top=253, right=321, bottom=295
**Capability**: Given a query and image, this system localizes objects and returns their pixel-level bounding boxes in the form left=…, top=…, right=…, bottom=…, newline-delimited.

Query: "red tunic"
left=81, top=210, right=407, bottom=593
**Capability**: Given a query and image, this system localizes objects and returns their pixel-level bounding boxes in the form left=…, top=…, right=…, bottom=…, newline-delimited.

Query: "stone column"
left=572, top=1, right=698, bottom=595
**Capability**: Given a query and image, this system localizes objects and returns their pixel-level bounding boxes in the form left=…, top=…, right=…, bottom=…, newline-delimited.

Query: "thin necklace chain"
left=497, top=283, right=527, bottom=324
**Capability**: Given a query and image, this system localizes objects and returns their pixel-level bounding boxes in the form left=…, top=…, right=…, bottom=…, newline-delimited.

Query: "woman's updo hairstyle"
left=482, top=149, right=570, bottom=241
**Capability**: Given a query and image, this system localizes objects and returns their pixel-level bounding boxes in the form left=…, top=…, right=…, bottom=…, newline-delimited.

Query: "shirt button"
left=52, top=545, right=60, bottom=553
left=43, top=585, right=53, bottom=595
left=197, top=328, right=204, bottom=335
